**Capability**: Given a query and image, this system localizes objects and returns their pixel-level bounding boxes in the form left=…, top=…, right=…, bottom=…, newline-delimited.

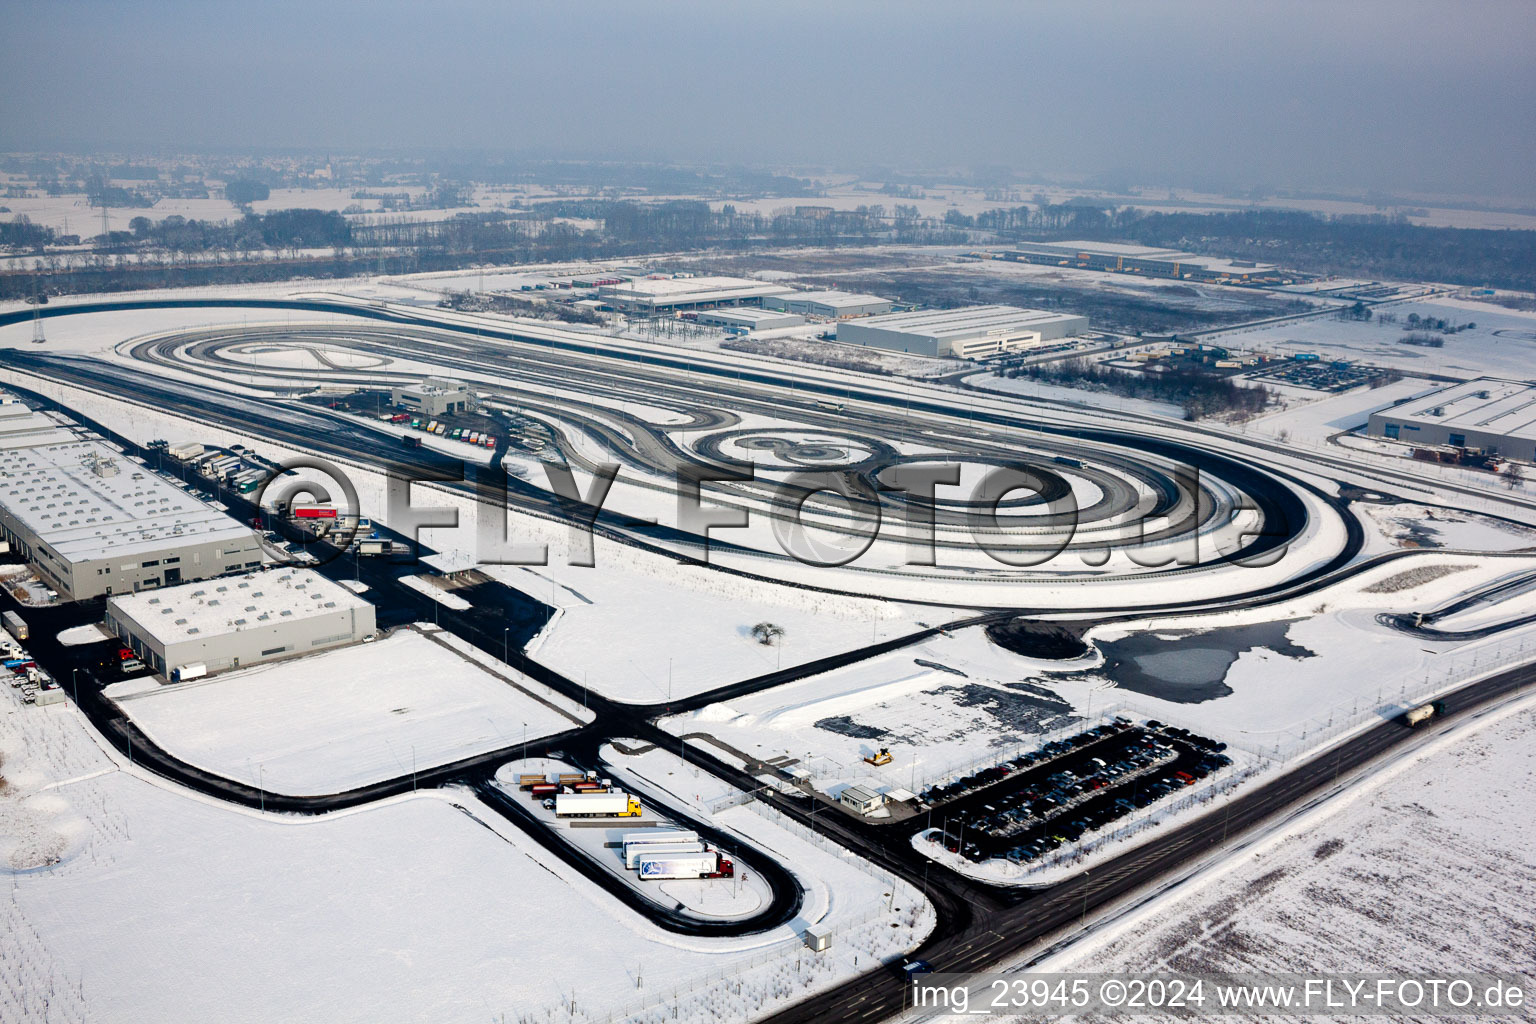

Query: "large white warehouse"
left=598, top=276, right=785, bottom=313
left=0, top=433, right=264, bottom=600
left=106, top=568, right=377, bottom=679
left=835, top=305, right=1088, bottom=359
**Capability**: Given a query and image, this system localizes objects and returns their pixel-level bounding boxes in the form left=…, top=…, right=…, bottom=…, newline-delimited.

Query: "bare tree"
left=750, top=622, right=785, bottom=646
left=1504, top=462, right=1526, bottom=490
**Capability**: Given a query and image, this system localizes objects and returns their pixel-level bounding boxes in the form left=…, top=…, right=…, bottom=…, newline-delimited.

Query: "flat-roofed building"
left=696, top=307, right=805, bottom=331
left=1368, top=377, right=1536, bottom=460
left=0, top=396, right=75, bottom=450
left=761, top=290, right=893, bottom=319
left=390, top=377, right=476, bottom=417
left=105, top=568, right=377, bottom=679
left=1003, top=241, right=1280, bottom=282
left=598, top=275, right=785, bottom=313
left=836, top=305, right=1088, bottom=359
left=0, top=436, right=264, bottom=600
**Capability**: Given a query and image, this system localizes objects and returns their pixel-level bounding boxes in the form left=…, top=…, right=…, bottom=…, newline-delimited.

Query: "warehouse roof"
left=0, top=404, right=75, bottom=450
left=766, top=289, right=890, bottom=307
left=700, top=308, right=803, bottom=324
left=847, top=305, right=1084, bottom=340
left=1014, top=240, right=1277, bottom=274
left=0, top=438, right=255, bottom=561
left=107, top=568, right=370, bottom=644
left=598, top=275, right=784, bottom=305
left=1375, top=377, right=1536, bottom=441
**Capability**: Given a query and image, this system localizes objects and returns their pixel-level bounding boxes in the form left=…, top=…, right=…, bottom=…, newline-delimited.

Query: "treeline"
left=997, top=208, right=1536, bottom=292
left=999, top=357, right=1274, bottom=420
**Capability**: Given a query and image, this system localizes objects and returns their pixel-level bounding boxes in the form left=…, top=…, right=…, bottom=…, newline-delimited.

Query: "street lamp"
left=503, top=626, right=509, bottom=663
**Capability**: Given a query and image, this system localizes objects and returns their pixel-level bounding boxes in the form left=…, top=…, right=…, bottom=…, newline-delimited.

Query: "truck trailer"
left=167, top=441, right=205, bottom=461
left=624, top=842, right=705, bottom=870
left=636, top=849, right=734, bottom=881
left=1403, top=700, right=1446, bottom=727
left=621, top=829, right=699, bottom=849
left=553, top=791, right=642, bottom=818
left=2, top=611, right=28, bottom=643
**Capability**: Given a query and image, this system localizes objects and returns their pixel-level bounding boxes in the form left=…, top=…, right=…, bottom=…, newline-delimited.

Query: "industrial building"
left=696, top=307, right=805, bottom=332
left=0, top=433, right=264, bottom=601
left=0, top=395, right=76, bottom=450
left=1002, top=241, right=1280, bottom=283
left=1368, top=377, right=1536, bottom=460
left=836, top=305, right=1089, bottom=359
left=390, top=377, right=477, bottom=417
left=597, top=275, right=785, bottom=314
left=105, top=568, right=377, bottom=679
left=761, top=290, right=893, bottom=319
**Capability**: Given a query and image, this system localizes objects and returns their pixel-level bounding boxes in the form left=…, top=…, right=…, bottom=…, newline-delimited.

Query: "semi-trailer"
left=529, top=783, right=559, bottom=799
left=554, top=791, right=642, bottom=818
left=518, top=774, right=550, bottom=790
left=167, top=441, right=204, bottom=461
left=637, top=850, right=734, bottom=881
left=624, top=842, right=705, bottom=870
left=1403, top=700, right=1446, bottom=727
left=621, top=830, right=699, bottom=848
left=3, top=611, right=29, bottom=643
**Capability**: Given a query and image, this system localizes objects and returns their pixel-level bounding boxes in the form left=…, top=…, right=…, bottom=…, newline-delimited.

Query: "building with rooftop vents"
left=1368, top=377, right=1536, bottom=460
left=105, top=568, right=377, bottom=679
left=0, top=433, right=263, bottom=600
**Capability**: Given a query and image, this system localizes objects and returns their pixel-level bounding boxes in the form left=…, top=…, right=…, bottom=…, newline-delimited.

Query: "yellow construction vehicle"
left=864, top=747, right=893, bottom=767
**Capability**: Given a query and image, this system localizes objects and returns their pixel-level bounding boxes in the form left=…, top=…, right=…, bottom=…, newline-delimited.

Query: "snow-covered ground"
left=1243, top=376, right=1439, bottom=444
left=983, top=693, right=1536, bottom=1024
left=1203, top=299, right=1536, bottom=379
left=663, top=553, right=1536, bottom=804
left=105, top=626, right=590, bottom=796
left=965, top=373, right=1186, bottom=420
left=1, top=671, right=931, bottom=1024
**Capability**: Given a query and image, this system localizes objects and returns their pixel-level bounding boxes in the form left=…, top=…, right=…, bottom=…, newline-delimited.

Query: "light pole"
left=258, top=764, right=265, bottom=814
left=522, top=722, right=528, bottom=763
left=503, top=626, right=509, bottom=663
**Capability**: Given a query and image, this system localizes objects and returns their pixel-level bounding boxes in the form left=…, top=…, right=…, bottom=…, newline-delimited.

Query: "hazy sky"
left=5, top=0, right=1534, bottom=200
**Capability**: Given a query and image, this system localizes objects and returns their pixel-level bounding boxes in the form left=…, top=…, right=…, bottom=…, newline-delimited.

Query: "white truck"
left=167, top=441, right=205, bottom=461
left=2, top=610, right=28, bottom=643
left=553, top=791, right=642, bottom=818
left=636, top=849, right=734, bottom=881
left=624, top=842, right=704, bottom=870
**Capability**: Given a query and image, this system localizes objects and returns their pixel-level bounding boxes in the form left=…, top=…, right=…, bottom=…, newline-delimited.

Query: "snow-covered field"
left=1, top=683, right=930, bottom=1024
left=965, top=372, right=1186, bottom=420
left=995, top=694, right=1536, bottom=1024
left=1243, top=377, right=1439, bottom=444
left=664, top=553, right=1536, bottom=804
left=105, top=626, right=590, bottom=796
left=1204, top=299, right=1536, bottom=379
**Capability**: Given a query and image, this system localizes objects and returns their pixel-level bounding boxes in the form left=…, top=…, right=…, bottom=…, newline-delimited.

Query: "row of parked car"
left=919, top=720, right=1138, bottom=808
left=929, top=718, right=1234, bottom=864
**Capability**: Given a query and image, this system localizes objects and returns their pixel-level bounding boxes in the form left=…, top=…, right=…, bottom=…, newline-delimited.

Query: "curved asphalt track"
left=4, top=298, right=1533, bottom=1013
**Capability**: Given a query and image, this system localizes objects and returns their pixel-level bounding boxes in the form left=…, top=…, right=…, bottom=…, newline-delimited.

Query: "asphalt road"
left=4, top=296, right=1533, bottom=1015
left=753, top=659, right=1536, bottom=1024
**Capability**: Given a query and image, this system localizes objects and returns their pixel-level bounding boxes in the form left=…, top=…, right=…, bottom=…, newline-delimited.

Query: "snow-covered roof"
left=765, top=289, right=890, bottom=307
left=0, top=437, right=256, bottom=561
left=0, top=404, right=75, bottom=450
left=107, top=568, right=371, bottom=644
left=1377, top=377, right=1536, bottom=441
left=598, top=276, right=784, bottom=305
left=848, top=305, right=1084, bottom=341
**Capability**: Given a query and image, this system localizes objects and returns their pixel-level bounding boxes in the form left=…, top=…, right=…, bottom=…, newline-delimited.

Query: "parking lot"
left=920, top=719, right=1232, bottom=865
left=1246, top=360, right=1389, bottom=392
